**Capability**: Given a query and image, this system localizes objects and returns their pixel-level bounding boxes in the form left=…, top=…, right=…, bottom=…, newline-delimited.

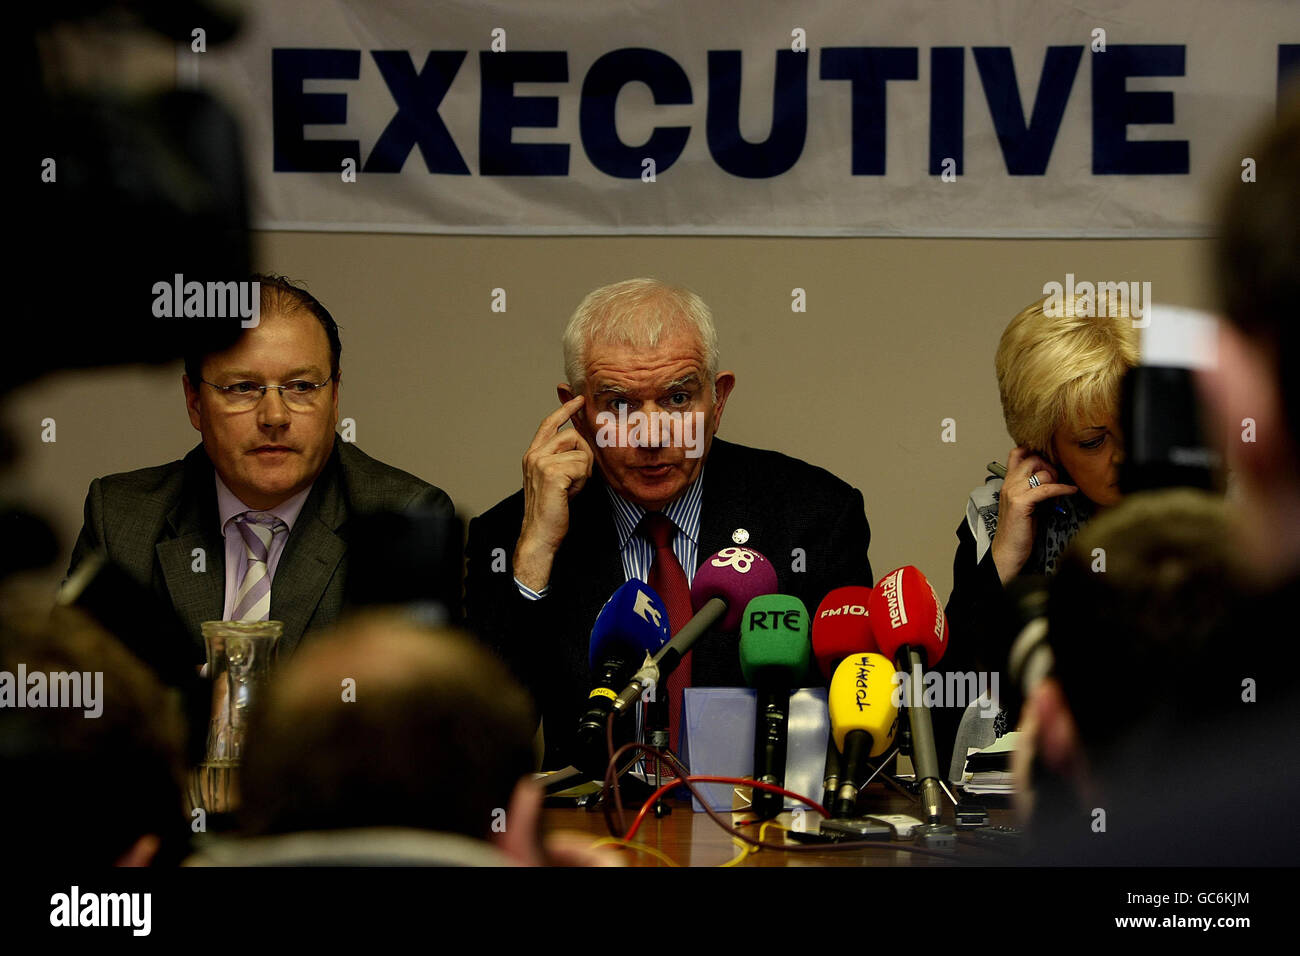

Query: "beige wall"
left=5, top=233, right=1213, bottom=604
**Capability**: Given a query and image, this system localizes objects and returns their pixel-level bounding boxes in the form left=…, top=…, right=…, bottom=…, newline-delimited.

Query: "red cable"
left=623, top=776, right=829, bottom=842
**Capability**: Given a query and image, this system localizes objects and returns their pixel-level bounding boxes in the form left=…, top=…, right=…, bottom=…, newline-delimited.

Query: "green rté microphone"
left=739, top=594, right=811, bottom=820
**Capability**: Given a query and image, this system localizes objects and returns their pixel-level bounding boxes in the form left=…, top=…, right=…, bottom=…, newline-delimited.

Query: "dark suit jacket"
left=68, top=438, right=453, bottom=662
left=464, top=438, right=872, bottom=769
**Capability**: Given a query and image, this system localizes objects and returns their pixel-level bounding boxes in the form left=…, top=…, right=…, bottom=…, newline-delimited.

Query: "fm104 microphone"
left=812, top=587, right=875, bottom=681
left=812, top=586, right=876, bottom=808
left=612, top=546, right=778, bottom=715
left=869, top=566, right=950, bottom=825
left=574, top=580, right=670, bottom=776
left=828, top=652, right=899, bottom=817
left=739, top=595, right=811, bottom=819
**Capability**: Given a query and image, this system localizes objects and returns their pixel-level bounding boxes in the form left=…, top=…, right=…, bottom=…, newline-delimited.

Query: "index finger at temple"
left=528, top=396, right=586, bottom=451
left=545, top=426, right=592, bottom=457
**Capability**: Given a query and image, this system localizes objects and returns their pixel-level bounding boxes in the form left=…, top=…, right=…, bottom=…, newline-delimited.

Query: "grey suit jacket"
left=68, top=438, right=453, bottom=661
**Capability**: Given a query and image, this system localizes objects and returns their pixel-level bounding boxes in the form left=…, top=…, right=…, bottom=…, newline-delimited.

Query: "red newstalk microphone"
left=868, top=566, right=951, bottom=828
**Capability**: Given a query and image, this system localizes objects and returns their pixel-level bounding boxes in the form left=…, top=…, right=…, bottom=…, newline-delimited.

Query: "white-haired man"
left=465, top=278, right=873, bottom=770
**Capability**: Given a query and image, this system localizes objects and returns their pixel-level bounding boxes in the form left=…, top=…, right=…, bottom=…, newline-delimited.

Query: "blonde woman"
left=945, top=295, right=1140, bottom=683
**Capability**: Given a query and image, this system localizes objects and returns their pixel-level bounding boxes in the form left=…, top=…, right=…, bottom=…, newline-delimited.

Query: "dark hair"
left=0, top=596, right=188, bottom=865
left=1048, top=490, right=1244, bottom=756
left=182, top=274, right=342, bottom=384
left=239, top=615, right=537, bottom=842
left=1214, top=94, right=1300, bottom=452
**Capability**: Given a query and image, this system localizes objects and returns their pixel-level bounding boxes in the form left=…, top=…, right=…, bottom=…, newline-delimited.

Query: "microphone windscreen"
left=868, top=566, right=949, bottom=666
left=812, top=586, right=876, bottom=682
left=738, top=595, right=811, bottom=687
left=588, top=580, right=671, bottom=671
left=828, top=652, right=899, bottom=756
left=691, top=547, right=779, bottom=631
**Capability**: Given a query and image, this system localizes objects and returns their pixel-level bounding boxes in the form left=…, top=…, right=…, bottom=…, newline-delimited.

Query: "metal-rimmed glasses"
left=200, top=375, right=334, bottom=410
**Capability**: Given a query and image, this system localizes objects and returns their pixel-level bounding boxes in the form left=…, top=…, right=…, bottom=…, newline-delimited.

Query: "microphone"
left=868, top=566, right=950, bottom=825
left=612, top=546, right=778, bottom=714
left=828, top=652, right=899, bottom=817
left=574, top=581, right=670, bottom=776
left=739, top=595, right=811, bottom=819
left=812, top=586, right=876, bottom=810
left=812, top=587, right=875, bottom=681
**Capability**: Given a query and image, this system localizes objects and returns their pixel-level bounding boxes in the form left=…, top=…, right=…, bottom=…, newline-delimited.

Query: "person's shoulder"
left=470, top=487, right=526, bottom=530
left=713, top=439, right=859, bottom=499
left=464, top=488, right=527, bottom=559
left=336, top=441, right=451, bottom=510
left=89, top=454, right=191, bottom=499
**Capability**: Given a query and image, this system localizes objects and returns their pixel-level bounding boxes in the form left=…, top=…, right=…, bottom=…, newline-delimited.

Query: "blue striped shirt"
left=514, top=467, right=706, bottom=598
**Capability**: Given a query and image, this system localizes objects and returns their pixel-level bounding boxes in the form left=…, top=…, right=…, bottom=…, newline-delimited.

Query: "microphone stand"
left=898, top=646, right=957, bottom=848
left=645, top=691, right=673, bottom=817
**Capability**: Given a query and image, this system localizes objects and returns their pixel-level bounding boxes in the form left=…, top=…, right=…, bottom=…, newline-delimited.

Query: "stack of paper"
left=959, top=731, right=1021, bottom=795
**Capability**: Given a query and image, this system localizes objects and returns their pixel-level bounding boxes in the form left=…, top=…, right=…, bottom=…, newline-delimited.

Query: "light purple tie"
left=231, top=512, right=287, bottom=621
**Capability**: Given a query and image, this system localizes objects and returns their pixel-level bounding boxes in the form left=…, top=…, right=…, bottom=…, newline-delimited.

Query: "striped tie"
left=231, top=512, right=287, bottom=621
left=207, top=511, right=286, bottom=765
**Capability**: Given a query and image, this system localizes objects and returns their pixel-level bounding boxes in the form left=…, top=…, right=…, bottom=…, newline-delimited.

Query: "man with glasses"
left=68, top=275, right=452, bottom=661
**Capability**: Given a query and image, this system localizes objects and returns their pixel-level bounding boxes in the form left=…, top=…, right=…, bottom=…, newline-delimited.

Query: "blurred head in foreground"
left=238, top=613, right=542, bottom=861
left=1205, top=94, right=1300, bottom=581
left=0, top=593, right=187, bottom=866
left=1020, top=490, right=1265, bottom=862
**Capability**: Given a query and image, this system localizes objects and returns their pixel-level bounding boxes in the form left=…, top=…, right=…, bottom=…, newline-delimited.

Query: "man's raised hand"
left=514, top=396, right=593, bottom=592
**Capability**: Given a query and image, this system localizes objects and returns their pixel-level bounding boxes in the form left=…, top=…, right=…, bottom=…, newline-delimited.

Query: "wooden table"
left=543, top=783, right=1019, bottom=867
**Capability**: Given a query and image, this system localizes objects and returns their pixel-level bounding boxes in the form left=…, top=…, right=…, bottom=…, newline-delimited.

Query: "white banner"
left=192, top=0, right=1300, bottom=236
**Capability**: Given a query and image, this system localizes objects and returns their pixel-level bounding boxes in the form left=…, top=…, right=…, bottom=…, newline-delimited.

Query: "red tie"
left=641, top=512, right=693, bottom=754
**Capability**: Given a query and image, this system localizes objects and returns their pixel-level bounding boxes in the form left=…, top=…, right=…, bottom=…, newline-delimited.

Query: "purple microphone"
left=612, top=546, right=779, bottom=713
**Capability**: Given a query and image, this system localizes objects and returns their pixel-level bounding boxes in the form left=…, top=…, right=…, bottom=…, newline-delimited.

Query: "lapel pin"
left=732, top=528, right=750, bottom=544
